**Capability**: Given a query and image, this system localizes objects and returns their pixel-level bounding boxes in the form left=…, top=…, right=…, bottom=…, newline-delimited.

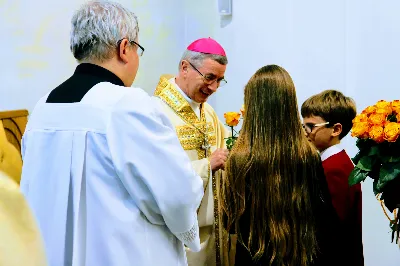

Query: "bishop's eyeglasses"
left=188, top=61, right=227, bottom=87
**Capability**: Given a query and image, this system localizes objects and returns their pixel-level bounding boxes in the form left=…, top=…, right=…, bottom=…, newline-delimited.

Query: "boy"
left=301, top=90, right=364, bottom=266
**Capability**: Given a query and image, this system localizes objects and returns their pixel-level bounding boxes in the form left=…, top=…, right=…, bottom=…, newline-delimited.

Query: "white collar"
left=169, top=77, right=201, bottom=117
left=320, top=144, right=343, bottom=161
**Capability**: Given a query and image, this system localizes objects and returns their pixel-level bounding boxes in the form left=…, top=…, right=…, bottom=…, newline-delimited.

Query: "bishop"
left=153, top=37, right=230, bottom=266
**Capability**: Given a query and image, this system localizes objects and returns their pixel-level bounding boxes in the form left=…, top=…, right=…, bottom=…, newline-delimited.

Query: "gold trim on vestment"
left=155, top=76, right=216, bottom=159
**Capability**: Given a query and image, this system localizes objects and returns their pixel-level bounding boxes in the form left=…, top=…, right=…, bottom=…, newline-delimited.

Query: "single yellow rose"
left=240, top=104, right=245, bottom=116
left=362, top=105, right=377, bottom=115
left=369, top=125, right=385, bottom=143
left=368, top=113, right=387, bottom=126
left=351, top=122, right=369, bottom=138
left=384, top=122, right=400, bottom=142
left=224, top=112, right=241, bottom=127
left=352, top=113, right=368, bottom=123
left=376, top=100, right=391, bottom=110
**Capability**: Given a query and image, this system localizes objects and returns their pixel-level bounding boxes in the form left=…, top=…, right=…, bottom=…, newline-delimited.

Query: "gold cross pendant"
left=202, top=138, right=211, bottom=157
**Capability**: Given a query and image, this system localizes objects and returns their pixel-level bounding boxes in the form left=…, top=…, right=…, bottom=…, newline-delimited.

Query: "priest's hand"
left=210, top=148, right=229, bottom=172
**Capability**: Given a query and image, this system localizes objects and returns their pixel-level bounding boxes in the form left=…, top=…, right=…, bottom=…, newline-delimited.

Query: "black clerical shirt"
left=46, top=63, right=124, bottom=103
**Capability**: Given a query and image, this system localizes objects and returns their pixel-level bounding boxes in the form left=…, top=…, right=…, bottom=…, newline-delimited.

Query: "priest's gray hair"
left=180, top=50, right=228, bottom=69
left=70, top=1, right=139, bottom=62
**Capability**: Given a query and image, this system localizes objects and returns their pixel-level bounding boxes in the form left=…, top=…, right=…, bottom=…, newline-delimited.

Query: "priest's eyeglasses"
left=188, top=61, right=227, bottom=87
left=117, top=39, right=145, bottom=57
left=302, top=122, right=330, bottom=134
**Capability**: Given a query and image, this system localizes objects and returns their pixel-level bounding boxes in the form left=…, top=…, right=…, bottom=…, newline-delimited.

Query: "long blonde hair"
left=222, top=65, right=322, bottom=265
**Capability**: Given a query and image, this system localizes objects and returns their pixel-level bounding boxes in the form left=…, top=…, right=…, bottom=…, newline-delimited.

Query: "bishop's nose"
left=207, top=82, right=219, bottom=93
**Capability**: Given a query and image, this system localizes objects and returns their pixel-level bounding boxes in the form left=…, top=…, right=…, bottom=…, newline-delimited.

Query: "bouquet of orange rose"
left=350, top=100, right=400, bottom=244
left=223, top=105, right=244, bottom=150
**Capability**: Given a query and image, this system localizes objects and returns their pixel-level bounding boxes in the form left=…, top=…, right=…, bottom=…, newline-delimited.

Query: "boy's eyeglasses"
left=302, top=122, right=330, bottom=134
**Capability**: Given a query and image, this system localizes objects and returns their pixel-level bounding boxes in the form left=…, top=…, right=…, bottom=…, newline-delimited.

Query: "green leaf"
left=388, top=113, right=397, bottom=122
left=348, top=167, right=368, bottom=186
left=352, top=144, right=379, bottom=165
left=376, top=162, right=400, bottom=192
left=356, top=138, right=374, bottom=149
left=352, top=153, right=363, bottom=165
left=355, top=139, right=365, bottom=149
left=381, top=156, right=400, bottom=163
left=368, top=146, right=380, bottom=156
left=356, top=156, right=374, bottom=171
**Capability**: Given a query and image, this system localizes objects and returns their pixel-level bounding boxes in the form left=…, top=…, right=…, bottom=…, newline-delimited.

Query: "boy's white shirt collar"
left=320, top=144, right=343, bottom=161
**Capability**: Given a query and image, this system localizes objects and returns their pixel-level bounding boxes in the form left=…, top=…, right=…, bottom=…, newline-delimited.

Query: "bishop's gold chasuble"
left=154, top=75, right=228, bottom=266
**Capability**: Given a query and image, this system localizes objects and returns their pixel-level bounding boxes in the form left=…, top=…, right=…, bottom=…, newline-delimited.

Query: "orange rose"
left=376, top=100, right=391, bottom=110
left=391, top=100, right=400, bottom=108
left=368, top=113, right=387, bottom=126
left=369, top=125, right=385, bottom=143
left=376, top=107, right=392, bottom=116
left=396, top=112, right=400, bottom=122
left=384, top=122, right=400, bottom=142
left=352, top=113, right=368, bottom=123
left=351, top=122, right=369, bottom=138
left=391, top=100, right=400, bottom=114
left=224, top=112, right=241, bottom=127
left=362, top=105, right=377, bottom=115
left=240, top=104, right=245, bottom=116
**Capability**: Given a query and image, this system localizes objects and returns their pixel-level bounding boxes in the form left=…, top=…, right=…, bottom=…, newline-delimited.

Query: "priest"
left=154, top=38, right=230, bottom=266
left=20, top=1, right=203, bottom=266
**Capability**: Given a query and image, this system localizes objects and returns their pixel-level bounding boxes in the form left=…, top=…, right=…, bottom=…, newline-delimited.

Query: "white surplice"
left=20, top=82, right=204, bottom=266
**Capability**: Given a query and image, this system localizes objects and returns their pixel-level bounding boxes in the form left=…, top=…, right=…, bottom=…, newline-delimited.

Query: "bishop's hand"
left=210, top=148, right=229, bottom=173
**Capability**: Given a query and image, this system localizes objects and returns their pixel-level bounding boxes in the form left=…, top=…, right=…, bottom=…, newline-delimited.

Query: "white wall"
left=0, top=0, right=186, bottom=112
left=184, top=0, right=400, bottom=264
